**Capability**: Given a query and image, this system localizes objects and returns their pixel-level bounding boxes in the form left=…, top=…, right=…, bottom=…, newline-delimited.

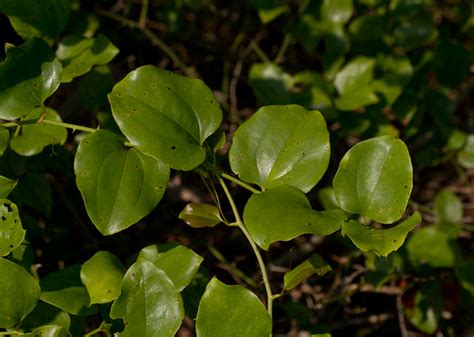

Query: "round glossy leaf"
left=243, top=185, right=346, bottom=250
left=74, top=130, right=169, bottom=235
left=80, top=251, right=125, bottom=305
left=0, top=0, right=70, bottom=40
left=457, top=134, right=474, bottom=169
left=40, top=265, right=97, bottom=316
left=110, top=260, right=184, bottom=337
left=108, top=65, right=222, bottom=170
left=0, top=37, right=57, bottom=120
left=333, top=136, right=413, bottom=224
left=10, top=108, right=68, bottom=156
left=434, top=190, right=462, bottom=224
left=320, top=0, right=353, bottom=24
left=57, top=34, right=119, bottom=83
left=0, top=258, right=40, bottom=328
left=283, top=254, right=332, bottom=290
left=342, top=212, right=420, bottom=257
left=196, top=278, right=272, bottom=337
left=179, top=203, right=222, bottom=228
left=406, top=225, right=462, bottom=268
left=0, top=199, right=25, bottom=257
left=137, top=243, right=203, bottom=291
left=0, top=176, right=17, bottom=198
left=334, top=57, right=375, bottom=95
left=230, top=105, right=330, bottom=193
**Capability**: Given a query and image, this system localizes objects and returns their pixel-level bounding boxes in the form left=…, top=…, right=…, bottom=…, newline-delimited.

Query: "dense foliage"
left=0, top=0, right=473, bottom=336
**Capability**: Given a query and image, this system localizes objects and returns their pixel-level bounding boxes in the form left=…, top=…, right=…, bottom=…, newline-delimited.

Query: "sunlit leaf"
left=406, top=225, right=462, bottom=268
left=244, top=185, right=346, bottom=250
left=320, top=0, right=353, bottom=24
left=40, top=265, right=97, bottom=315
left=179, top=203, right=222, bottom=228
left=284, top=254, right=332, bottom=290
left=434, top=190, right=463, bottom=225
left=196, top=278, right=272, bottom=337
left=110, top=260, right=184, bottom=337
left=457, top=134, right=474, bottom=168
left=74, top=130, right=169, bottom=235
left=0, top=258, right=40, bottom=328
left=137, top=243, right=203, bottom=291
left=109, top=65, right=222, bottom=170
left=0, top=176, right=17, bottom=198
left=10, top=108, right=68, bottom=156
left=0, top=199, right=25, bottom=257
left=57, top=34, right=119, bottom=83
left=333, top=136, right=413, bottom=224
left=230, top=105, right=330, bottom=193
left=80, top=251, right=125, bottom=305
left=0, top=37, right=58, bottom=120
left=342, top=213, right=421, bottom=257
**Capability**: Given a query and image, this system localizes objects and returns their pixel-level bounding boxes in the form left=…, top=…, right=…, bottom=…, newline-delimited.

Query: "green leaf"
left=312, top=334, right=331, bottom=337
left=404, top=285, right=440, bottom=334
left=74, top=130, right=169, bottom=235
left=21, top=301, right=71, bottom=337
left=434, top=190, right=462, bottom=224
left=196, top=278, right=272, bottom=337
left=230, top=105, right=330, bottom=193
left=372, top=56, right=413, bottom=105
left=334, top=57, right=376, bottom=95
left=179, top=203, right=222, bottom=228
left=455, top=259, right=474, bottom=295
left=110, top=260, right=184, bottom=337
left=0, top=176, right=17, bottom=198
left=10, top=108, right=68, bottom=156
left=333, top=136, right=413, bottom=224
left=23, top=325, right=62, bottom=337
left=56, top=34, right=119, bottom=83
left=40, top=265, right=97, bottom=315
left=284, top=254, right=332, bottom=290
left=0, top=126, right=9, bottom=156
left=109, top=65, right=222, bottom=170
left=317, top=187, right=340, bottom=210
left=0, top=200, right=25, bottom=257
left=334, top=85, right=379, bottom=111
left=457, top=134, right=474, bottom=168
left=80, top=251, right=125, bottom=305
left=0, top=0, right=71, bottom=40
left=247, top=0, right=289, bottom=24
left=244, top=185, right=346, bottom=250
left=249, top=63, right=293, bottom=105
left=0, top=258, right=40, bottom=328
left=0, top=37, right=57, bottom=120
left=342, top=213, right=421, bottom=257
left=320, top=0, right=353, bottom=24
left=406, top=225, right=462, bottom=268
left=137, top=243, right=203, bottom=291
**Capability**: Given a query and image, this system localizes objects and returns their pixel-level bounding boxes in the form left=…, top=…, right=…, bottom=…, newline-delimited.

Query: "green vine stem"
left=138, top=0, right=149, bottom=28
left=217, top=176, right=274, bottom=323
left=96, top=9, right=194, bottom=77
left=1, top=119, right=97, bottom=133
left=221, top=172, right=261, bottom=194
left=1, top=119, right=134, bottom=147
